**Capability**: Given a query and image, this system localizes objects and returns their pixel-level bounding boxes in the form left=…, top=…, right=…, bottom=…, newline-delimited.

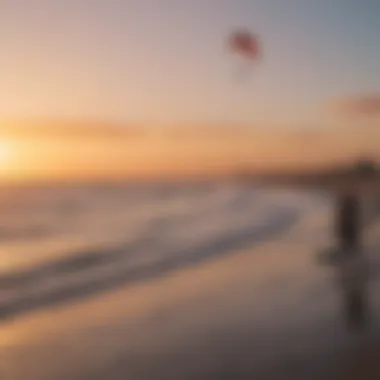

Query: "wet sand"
left=1, top=208, right=380, bottom=380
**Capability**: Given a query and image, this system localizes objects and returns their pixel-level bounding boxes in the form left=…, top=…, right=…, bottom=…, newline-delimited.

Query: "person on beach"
left=335, top=191, right=368, bottom=331
left=336, top=192, right=361, bottom=253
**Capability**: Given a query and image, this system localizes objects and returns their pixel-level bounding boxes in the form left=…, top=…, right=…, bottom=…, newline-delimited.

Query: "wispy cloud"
left=0, top=120, right=142, bottom=139
left=327, top=93, right=380, bottom=117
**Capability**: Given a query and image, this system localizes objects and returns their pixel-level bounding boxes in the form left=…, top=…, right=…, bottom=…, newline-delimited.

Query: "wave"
left=0, top=186, right=323, bottom=321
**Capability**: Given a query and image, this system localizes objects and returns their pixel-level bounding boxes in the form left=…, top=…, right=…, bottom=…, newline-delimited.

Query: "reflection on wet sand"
left=336, top=254, right=369, bottom=332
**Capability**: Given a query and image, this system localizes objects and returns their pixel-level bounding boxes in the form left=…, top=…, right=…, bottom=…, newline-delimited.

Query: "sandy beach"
left=1, top=201, right=379, bottom=380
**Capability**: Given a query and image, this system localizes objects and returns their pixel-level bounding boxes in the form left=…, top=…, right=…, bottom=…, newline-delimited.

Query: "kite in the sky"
left=227, top=30, right=262, bottom=81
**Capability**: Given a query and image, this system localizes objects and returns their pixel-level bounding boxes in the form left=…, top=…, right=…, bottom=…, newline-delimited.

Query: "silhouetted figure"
left=335, top=192, right=368, bottom=332
left=335, top=193, right=360, bottom=253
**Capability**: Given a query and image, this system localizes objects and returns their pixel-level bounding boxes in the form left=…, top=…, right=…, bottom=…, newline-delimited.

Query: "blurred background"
left=0, top=1, right=379, bottom=379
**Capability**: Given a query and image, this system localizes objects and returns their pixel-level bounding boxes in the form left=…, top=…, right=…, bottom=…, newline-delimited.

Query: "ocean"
left=3, top=182, right=380, bottom=380
left=0, top=181, right=329, bottom=321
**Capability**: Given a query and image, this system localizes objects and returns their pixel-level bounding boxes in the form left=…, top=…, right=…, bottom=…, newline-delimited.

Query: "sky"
left=0, top=0, right=379, bottom=180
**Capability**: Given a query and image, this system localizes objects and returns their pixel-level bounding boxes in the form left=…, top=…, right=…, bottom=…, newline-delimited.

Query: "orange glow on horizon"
left=0, top=124, right=378, bottom=184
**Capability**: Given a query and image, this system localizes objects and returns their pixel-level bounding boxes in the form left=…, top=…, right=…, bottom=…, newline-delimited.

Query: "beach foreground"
left=1, top=195, right=380, bottom=380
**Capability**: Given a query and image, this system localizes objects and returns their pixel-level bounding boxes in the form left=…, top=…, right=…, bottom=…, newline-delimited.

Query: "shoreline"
left=1, top=194, right=379, bottom=380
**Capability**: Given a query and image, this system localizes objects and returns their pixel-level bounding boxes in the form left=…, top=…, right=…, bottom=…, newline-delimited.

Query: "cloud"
left=327, top=93, right=380, bottom=117
left=0, top=119, right=142, bottom=139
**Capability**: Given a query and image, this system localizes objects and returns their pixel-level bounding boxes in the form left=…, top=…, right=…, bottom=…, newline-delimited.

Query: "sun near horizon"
left=0, top=140, right=12, bottom=163
left=0, top=139, right=17, bottom=179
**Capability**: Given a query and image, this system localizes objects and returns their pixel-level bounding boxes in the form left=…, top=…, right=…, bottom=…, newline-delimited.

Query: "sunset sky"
left=1, top=0, right=379, bottom=181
